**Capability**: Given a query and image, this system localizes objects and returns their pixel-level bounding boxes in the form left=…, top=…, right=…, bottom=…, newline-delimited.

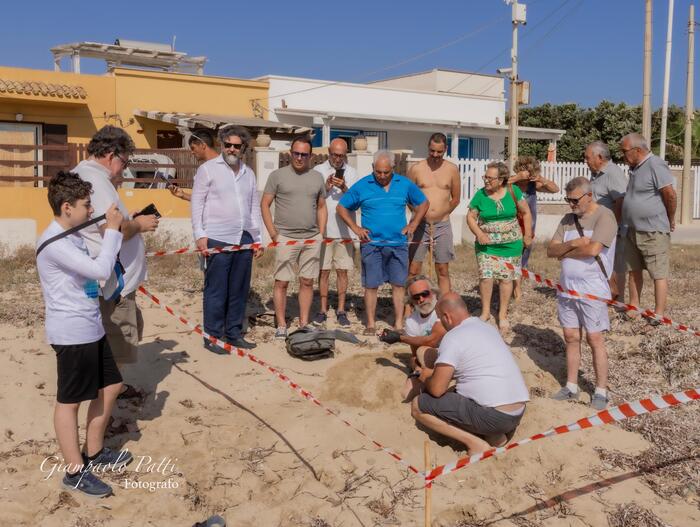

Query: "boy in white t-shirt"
left=37, top=172, right=133, bottom=498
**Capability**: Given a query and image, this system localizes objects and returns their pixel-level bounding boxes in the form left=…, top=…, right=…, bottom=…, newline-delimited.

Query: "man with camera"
left=74, top=125, right=158, bottom=401
left=312, top=138, right=358, bottom=327
left=191, top=125, right=263, bottom=352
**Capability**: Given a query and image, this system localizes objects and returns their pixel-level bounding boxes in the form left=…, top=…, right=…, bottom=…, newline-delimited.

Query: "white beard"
left=224, top=153, right=240, bottom=166
left=417, top=297, right=437, bottom=316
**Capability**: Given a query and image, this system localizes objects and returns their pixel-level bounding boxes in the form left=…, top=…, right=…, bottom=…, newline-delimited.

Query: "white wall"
left=264, top=77, right=505, bottom=125
left=371, top=70, right=505, bottom=99
left=386, top=130, right=429, bottom=156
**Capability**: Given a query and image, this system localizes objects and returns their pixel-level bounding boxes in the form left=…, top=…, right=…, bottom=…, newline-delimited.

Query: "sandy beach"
left=0, top=243, right=698, bottom=526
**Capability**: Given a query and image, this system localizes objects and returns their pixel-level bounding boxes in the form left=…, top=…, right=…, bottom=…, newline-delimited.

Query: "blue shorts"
left=360, top=244, right=408, bottom=288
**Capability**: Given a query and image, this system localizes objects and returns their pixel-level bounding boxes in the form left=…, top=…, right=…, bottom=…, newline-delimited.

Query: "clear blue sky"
left=1, top=0, right=698, bottom=108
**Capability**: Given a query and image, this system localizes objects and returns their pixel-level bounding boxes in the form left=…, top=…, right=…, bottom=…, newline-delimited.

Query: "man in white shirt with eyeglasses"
left=312, top=138, right=358, bottom=327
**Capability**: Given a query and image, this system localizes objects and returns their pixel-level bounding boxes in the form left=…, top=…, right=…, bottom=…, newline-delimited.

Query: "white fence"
left=451, top=158, right=700, bottom=218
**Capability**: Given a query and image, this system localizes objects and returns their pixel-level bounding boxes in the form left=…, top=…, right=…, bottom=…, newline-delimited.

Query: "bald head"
left=328, top=138, right=348, bottom=169
left=436, top=292, right=470, bottom=330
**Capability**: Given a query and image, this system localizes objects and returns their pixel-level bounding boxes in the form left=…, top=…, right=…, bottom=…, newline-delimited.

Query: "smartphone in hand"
left=133, top=203, right=162, bottom=219
left=334, top=168, right=345, bottom=180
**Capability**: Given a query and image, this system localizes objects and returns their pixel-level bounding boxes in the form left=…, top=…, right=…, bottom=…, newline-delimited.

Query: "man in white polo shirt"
left=73, top=125, right=159, bottom=400
left=191, top=125, right=263, bottom=352
left=312, top=138, right=358, bottom=327
left=411, top=292, right=529, bottom=454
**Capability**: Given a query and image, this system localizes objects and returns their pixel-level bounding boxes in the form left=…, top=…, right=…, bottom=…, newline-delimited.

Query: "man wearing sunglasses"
left=547, top=176, right=617, bottom=410
left=619, top=133, right=677, bottom=321
left=261, top=136, right=328, bottom=339
left=379, top=275, right=446, bottom=400
left=191, top=125, right=263, bottom=352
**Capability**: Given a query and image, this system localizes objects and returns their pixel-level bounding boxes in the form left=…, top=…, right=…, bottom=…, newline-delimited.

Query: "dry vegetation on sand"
left=0, top=241, right=697, bottom=526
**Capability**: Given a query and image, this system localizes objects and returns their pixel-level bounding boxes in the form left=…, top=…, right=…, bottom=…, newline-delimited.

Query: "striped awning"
left=134, top=109, right=310, bottom=134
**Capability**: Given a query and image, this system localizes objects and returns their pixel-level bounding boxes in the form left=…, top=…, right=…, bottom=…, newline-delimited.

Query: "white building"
left=256, top=68, right=564, bottom=159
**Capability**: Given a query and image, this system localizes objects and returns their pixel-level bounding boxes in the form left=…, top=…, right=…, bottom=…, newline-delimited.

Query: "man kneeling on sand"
left=410, top=293, right=529, bottom=454
left=379, top=275, right=446, bottom=400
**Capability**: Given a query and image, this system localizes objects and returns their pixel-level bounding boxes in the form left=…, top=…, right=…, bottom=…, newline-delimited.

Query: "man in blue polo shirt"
left=337, top=150, right=429, bottom=335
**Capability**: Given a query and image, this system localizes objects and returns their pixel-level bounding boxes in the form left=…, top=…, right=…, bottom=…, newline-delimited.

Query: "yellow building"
left=0, top=65, right=268, bottom=150
left=0, top=61, right=281, bottom=247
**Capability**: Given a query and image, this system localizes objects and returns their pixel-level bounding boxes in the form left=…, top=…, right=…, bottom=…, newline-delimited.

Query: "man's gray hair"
left=373, top=149, right=395, bottom=167
left=218, top=124, right=251, bottom=145
left=404, top=274, right=440, bottom=305
left=620, top=132, right=649, bottom=152
left=565, top=176, right=592, bottom=194
left=587, top=140, right=611, bottom=161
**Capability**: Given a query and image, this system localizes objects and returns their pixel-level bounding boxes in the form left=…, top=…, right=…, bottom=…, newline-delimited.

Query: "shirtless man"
left=407, top=133, right=461, bottom=293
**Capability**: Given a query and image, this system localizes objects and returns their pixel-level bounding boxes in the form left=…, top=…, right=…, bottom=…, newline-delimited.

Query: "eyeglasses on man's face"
left=411, top=289, right=432, bottom=302
left=564, top=192, right=591, bottom=205
left=291, top=151, right=310, bottom=159
left=224, top=141, right=244, bottom=150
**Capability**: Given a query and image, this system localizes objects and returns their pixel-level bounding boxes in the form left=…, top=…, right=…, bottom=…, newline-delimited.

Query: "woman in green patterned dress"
left=467, top=161, right=533, bottom=332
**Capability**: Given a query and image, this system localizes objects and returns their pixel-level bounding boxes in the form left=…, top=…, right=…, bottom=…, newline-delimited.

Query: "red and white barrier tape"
left=491, top=256, right=700, bottom=338
left=136, top=285, right=421, bottom=475
left=145, top=237, right=434, bottom=257
left=424, top=388, right=700, bottom=486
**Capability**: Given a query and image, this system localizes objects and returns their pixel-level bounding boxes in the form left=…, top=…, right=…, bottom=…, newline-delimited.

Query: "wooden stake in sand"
left=427, top=223, right=436, bottom=282
left=424, top=440, right=432, bottom=527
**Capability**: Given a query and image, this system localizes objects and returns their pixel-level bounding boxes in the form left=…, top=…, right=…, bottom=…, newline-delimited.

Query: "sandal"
left=363, top=327, right=377, bottom=337
left=117, top=384, right=143, bottom=401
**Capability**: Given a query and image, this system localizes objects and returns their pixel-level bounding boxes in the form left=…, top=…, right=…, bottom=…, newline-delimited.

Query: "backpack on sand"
left=286, top=327, right=335, bottom=361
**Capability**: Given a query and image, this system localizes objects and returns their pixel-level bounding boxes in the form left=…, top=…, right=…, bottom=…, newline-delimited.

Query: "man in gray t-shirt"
left=585, top=140, right=628, bottom=301
left=619, top=133, right=677, bottom=318
left=261, top=137, right=327, bottom=337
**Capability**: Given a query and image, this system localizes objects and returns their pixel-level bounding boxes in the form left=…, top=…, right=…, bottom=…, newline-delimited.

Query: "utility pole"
left=681, top=4, right=695, bottom=225
left=643, top=0, right=653, bottom=144
left=660, top=0, right=676, bottom=160
left=508, top=1, right=527, bottom=173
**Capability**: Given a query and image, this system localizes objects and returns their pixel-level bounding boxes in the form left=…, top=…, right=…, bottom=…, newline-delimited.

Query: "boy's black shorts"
left=52, top=336, right=123, bottom=404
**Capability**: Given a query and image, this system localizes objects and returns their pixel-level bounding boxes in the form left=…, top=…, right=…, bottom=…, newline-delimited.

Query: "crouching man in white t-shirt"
left=411, top=292, right=529, bottom=454
left=379, top=275, right=446, bottom=400
left=37, top=172, right=134, bottom=498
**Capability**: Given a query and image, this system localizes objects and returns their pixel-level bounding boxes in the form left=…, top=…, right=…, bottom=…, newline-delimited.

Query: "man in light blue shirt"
left=337, top=150, right=429, bottom=334
left=585, top=140, right=628, bottom=301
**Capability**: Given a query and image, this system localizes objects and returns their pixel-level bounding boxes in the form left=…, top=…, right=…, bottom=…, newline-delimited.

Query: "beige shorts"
left=624, top=229, right=671, bottom=279
left=274, top=233, right=322, bottom=282
left=320, top=240, right=355, bottom=271
left=99, top=291, right=143, bottom=365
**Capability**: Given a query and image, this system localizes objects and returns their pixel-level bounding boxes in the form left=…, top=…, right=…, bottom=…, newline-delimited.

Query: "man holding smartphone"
left=312, top=138, right=358, bottom=327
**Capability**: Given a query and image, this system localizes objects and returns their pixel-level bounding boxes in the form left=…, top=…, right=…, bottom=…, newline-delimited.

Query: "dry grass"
left=606, top=503, right=671, bottom=527
left=1, top=238, right=699, bottom=512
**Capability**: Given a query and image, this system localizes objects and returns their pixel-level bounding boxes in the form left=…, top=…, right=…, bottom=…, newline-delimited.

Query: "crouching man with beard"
left=379, top=275, right=446, bottom=400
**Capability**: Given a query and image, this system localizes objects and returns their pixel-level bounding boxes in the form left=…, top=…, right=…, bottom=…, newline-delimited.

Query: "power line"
left=469, top=0, right=585, bottom=99
left=251, top=12, right=513, bottom=106
left=443, top=0, right=577, bottom=94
